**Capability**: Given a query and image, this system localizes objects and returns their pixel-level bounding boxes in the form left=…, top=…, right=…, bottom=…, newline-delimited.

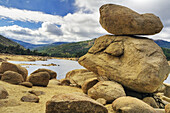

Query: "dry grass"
left=0, top=81, right=82, bottom=113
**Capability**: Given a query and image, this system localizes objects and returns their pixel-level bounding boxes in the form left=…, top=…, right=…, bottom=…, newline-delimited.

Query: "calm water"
left=9, top=59, right=170, bottom=83
left=9, top=59, right=84, bottom=80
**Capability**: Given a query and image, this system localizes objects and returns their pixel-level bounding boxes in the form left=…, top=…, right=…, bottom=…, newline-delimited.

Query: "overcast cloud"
left=0, top=0, right=169, bottom=44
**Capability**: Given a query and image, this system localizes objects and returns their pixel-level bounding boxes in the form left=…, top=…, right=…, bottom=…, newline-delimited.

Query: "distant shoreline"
left=0, top=53, right=79, bottom=62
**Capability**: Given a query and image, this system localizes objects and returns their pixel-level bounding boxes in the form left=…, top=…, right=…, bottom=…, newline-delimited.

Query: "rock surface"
left=31, top=68, right=57, bottom=79
left=112, top=96, right=156, bottom=113
left=27, top=72, right=50, bottom=87
left=165, top=104, right=170, bottom=113
left=100, top=4, right=163, bottom=35
left=1, top=62, right=28, bottom=81
left=19, top=82, right=33, bottom=88
left=88, top=81, right=126, bottom=102
left=46, top=93, right=108, bottom=113
left=79, top=35, right=170, bottom=93
left=60, top=79, right=71, bottom=86
left=1, top=71, right=24, bottom=85
left=82, top=77, right=99, bottom=94
left=164, top=83, right=170, bottom=98
left=0, top=86, right=8, bottom=99
left=28, top=90, right=45, bottom=96
left=21, top=94, right=39, bottom=103
left=66, top=69, right=97, bottom=87
left=143, top=97, right=159, bottom=108
left=96, top=98, right=107, bottom=105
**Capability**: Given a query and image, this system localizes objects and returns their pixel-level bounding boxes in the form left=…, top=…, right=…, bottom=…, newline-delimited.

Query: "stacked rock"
left=76, top=4, right=170, bottom=113
left=79, top=4, right=170, bottom=93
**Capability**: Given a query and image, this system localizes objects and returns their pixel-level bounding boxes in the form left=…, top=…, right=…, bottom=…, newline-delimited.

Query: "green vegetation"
left=38, top=39, right=95, bottom=58
left=0, top=44, right=49, bottom=56
left=0, top=35, right=23, bottom=48
left=162, top=48, right=170, bottom=61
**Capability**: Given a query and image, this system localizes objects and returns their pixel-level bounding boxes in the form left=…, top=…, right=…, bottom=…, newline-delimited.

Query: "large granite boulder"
left=100, top=4, right=163, bottom=35
left=46, top=93, right=108, bottom=113
left=1, top=71, right=24, bottom=85
left=79, top=35, right=170, bottom=93
left=0, top=86, right=8, bottom=99
left=112, top=97, right=156, bottom=113
left=65, top=69, right=97, bottom=87
left=31, top=68, right=57, bottom=79
left=27, top=72, right=50, bottom=87
left=88, top=81, right=126, bottom=103
left=164, top=83, right=170, bottom=98
left=1, top=62, right=28, bottom=81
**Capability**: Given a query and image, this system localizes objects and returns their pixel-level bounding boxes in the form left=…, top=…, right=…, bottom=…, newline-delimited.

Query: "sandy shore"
left=0, top=81, right=82, bottom=113
left=0, top=54, right=79, bottom=62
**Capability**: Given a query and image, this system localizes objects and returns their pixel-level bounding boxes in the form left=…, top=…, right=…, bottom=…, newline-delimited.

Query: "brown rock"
left=112, top=97, right=156, bottom=113
left=46, top=93, right=108, bottom=113
left=1, top=62, right=28, bottom=81
left=96, top=98, right=107, bottom=105
left=28, top=90, right=45, bottom=96
left=82, top=77, right=99, bottom=94
left=21, top=94, right=39, bottom=103
left=19, top=82, right=33, bottom=88
left=48, top=79, right=61, bottom=85
left=165, top=104, right=170, bottom=113
left=100, top=4, right=163, bottom=35
left=164, top=83, right=170, bottom=98
left=0, top=86, right=8, bottom=99
left=1, top=71, right=24, bottom=85
left=31, top=68, right=57, bottom=79
left=60, top=79, right=71, bottom=86
left=105, top=104, right=116, bottom=113
left=88, top=81, right=126, bottom=103
left=27, top=72, right=50, bottom=87
left=154, top=109, right=165, bottom=113
left=65, top=69, right=97, bottom=87
left=79, top=35, right=170, bottom=93
left=143, top=97, right=159, bottom=108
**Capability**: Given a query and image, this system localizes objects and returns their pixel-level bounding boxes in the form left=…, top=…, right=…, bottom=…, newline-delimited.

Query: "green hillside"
left=0, top=35, right=23, bottom=48
left=38, top=39, right=95, bottom=58
left=37, top=38, right=170, bottom=60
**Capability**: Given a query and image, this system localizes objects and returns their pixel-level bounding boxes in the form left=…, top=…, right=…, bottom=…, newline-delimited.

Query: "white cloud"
left=0, top=6, right=63, bottom=24
left=0, top=0, right=170, bottom=44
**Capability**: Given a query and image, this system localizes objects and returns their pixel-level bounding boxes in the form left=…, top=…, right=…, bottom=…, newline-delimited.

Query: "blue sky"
left=0, top=0, right=169, bottom=44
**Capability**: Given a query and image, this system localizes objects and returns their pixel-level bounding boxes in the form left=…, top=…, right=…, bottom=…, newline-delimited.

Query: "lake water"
left=9, top=59, right=170, bottom=83
left=9, top=59, right=84, bottom=80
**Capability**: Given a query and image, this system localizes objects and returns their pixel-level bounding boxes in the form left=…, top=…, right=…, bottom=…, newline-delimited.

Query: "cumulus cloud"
left=0, top=6, right=63, bottom=24
left=0, top=0, right=170, bottom=44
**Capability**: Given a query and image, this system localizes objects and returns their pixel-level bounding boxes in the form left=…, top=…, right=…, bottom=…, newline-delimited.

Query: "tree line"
left=0, top=44, right=48, bottom=56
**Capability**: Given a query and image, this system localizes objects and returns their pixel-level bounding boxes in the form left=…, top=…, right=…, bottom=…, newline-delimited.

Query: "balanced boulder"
left=88, top=81, right=126, bottom=103
left=1, top=71, right=24, bottom=85
left=1, top=62, right=28, bottom=81
left=65, top=69, right=97, bottom=87
left=0, top=86, right=8, bottom=99
left=100, top=4, right=163, bottom=35
left=46, top=93, right=108, bottom=113
left=28, top=72, right=50, bottom=87
left=112, top=97, right=156, bottom=113
left=79, top=35, right=170, bottom=93
left=31, top=68, right=57, bottom=79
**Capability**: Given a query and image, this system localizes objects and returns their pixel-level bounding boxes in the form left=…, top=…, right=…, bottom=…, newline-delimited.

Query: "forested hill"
left=0, top=35, right=23, bottom=48
left=37, top=39, right=96, bottom=58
